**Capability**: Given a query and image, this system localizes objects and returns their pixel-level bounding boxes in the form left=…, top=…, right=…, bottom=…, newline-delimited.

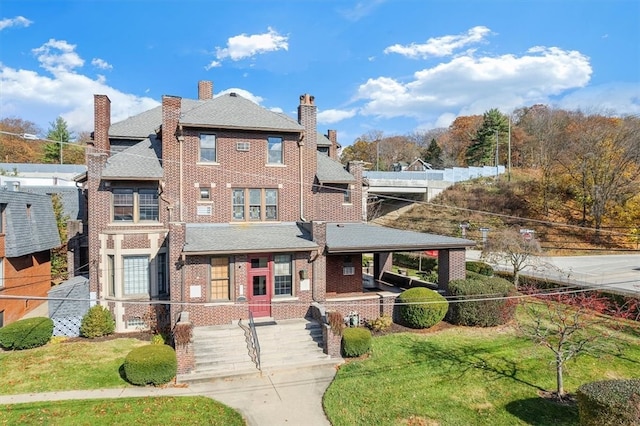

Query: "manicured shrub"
left=465, top=261, right=494, bottom=276
left=341, top=327, right=372, bottom=357
left=0, top=317, right=54, bottom=350
left=577, top=379, right=640, bottom=425
left=366, top=314, right=393, bottom=332
left=447, top=277, right=517, bottom=327
left=80, top=305, right=115, bottom=338
left=124, top=344, right=177, bottom=386
left=151, top=334, right=165, bottom=345
left=397, top=287, right=448, bottom=329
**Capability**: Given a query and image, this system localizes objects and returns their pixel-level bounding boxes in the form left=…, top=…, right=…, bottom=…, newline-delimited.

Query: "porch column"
left=373, top=252, right=392, bottom=280
left=438, top=248, right=467, bottom=294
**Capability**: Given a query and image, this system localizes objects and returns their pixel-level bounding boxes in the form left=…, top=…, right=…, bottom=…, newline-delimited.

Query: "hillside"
left=376, top=169, right=638, bottom=255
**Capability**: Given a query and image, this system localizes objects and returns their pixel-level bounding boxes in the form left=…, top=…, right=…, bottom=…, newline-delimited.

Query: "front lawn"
left=324, top=320, right=640, bottom=425
left=0, top=396, right=245, bottom=425
left=0, top=338, right=147, bottom=394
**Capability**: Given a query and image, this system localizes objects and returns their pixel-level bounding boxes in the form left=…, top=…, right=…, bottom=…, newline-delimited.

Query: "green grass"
left=0, top=396, right=245, bottom=425
left=0, top=338, right=147, bottom=394
left=324, top=320, right=640, bottom=425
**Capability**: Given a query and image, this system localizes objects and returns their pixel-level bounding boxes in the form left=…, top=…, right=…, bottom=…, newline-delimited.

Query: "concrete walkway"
left=0, top=364, right=339, bottom=426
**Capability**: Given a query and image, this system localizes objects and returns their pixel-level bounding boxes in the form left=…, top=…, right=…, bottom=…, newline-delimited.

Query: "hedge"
left=446, top=277, right=518, bottom=327
left=342, top=327, right=372, bottom=357
left=465, top=261, right=494, bottom=276
left=124, top=344, right=177, bottom=386
left=397, top=287, right=448, bottom=329
left=0, top=317, right=54, bottom=350
left=577, top=379, right=640, bottom=425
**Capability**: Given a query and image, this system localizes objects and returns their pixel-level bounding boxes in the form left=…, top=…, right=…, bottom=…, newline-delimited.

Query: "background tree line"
left=341, top=106, right=640, bottom=242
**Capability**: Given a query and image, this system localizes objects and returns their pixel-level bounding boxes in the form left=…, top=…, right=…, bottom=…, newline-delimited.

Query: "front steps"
left=177, top=318, right=342, bottom=384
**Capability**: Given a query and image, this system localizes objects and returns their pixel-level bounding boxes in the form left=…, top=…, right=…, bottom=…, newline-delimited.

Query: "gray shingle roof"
left=0, top=191, right=61, bottom=257
left=19, top=186, right=83, bottom=220
left=325, top=222, right=475, bottom=253
left=180, top=93, right=304, bottom=132
left=316, top=152, right=356, bottom=184
left=101, top=136, right=163, bottom=179
left=109, top=99, right=202, bottom=138
left=317, top=132, right=331, bottom=147
left=184, top=223, right=318, bottom=254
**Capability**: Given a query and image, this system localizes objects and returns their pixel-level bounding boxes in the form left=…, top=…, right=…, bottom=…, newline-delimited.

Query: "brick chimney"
left=297, top=94, right=317, bottom=220
left=327, top=129, right=337, bottom=160
left=198, top=80, right=213, bottom=100
left=93, top=94, right=111, bottom=155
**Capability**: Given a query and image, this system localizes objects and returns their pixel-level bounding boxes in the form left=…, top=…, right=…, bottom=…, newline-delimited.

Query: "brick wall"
left=0, top=251, right=52, bottom=325
left=438, top=248, right=467, bottom=294
left=325, top=254, right=363, bottom=294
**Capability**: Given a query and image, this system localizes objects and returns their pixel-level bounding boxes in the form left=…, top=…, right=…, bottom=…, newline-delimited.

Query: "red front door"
left=248, top=255, right=272, bottom=318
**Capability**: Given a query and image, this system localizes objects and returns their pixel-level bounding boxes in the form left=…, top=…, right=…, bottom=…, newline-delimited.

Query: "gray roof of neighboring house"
left=180, top=93, right=304, bottom=132
left=101, top=136, right=163, bottom=179
left=184, top=223, right=319, bottom=254
left=0, top=163, right=86, bottom=176
left=316, top=152, right=356, bottom=184
left=325, top=222, right=475, bottom=253
left=317, top=133, right=331, bottom=147
left=0, top=190, right=61, bottom=257
left=18, top=186, right=83, bottom=220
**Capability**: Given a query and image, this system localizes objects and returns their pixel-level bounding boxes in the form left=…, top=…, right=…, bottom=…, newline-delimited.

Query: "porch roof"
left=324, top=222, right=475, bottom=254
left=183, top=223, right=319, bottom=255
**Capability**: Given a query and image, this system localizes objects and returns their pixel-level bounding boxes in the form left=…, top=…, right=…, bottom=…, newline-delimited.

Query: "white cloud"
left=318, top=108, right=357, bottom=124
left=357, top=46, right=593, bottom=122
left=214, top=27, right=288, bottom=62
left=556, top=82, right=640, bottom=115
left=0, top=16, right=32, bottom=31
left=1, top=39, right=158, bottom=133
left=204, top=60, right=221, bottom=70
left=91, top=58, right=112, bottom=70
left=384, top=26, right=492, bottom=59
left=216, top=88, right=263, bottom=104
left=32, top=39, right=84, bottom=73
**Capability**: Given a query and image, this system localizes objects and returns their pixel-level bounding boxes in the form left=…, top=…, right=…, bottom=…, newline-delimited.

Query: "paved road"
left=467, top=251, right=640, bottom=296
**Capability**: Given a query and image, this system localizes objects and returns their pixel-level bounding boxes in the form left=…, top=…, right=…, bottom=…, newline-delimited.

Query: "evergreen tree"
left=465, top=108, right=509, bottom=166
left=423, top=138, right=443, bottom=169
left=44, top=117, right=73, bottom=164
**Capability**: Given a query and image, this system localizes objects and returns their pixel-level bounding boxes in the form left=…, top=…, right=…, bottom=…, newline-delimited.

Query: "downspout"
left=298, top=132, right=306, bottom=222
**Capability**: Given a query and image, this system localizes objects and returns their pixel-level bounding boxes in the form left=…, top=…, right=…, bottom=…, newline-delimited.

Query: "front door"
left=248, top=255, right=271, bottom=317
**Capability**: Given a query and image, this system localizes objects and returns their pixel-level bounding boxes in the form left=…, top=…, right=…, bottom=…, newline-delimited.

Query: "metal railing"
left=248, top=311, right=261, bottom=371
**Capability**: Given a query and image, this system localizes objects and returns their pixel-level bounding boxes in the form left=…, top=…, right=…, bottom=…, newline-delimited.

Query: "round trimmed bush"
left=397, top=287, right=448, bottom=329
left=124, top=344, right=177, bottom=386
left=577, top=379, right=640, bottom=425
left=447, top=277, right=518, bottom=327
left=342, top=327, right=372, bottom=357
left=0, top=317, right=54, bottom=350
left=80, top=305, right=115, bottom=338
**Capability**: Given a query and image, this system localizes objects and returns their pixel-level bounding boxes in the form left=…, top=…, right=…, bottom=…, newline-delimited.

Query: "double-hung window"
left=210, top=257, right=230, bottom=300
left=232, top=188, right=278, bottom=221
left=274, top=254, right=292, bottom=296
left=112, top=188, right=158, bottom=222
left=123, top=255, right=149, bottom=296
left=200, top=134, right=216, bottom=162
left=267, top=136, right=283, bottom=164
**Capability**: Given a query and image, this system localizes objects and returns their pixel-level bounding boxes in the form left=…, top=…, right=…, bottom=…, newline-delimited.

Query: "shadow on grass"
left=118, top=363, right=133, bottom=385
left=407, top=339, right=547, bottom=392
left=505, top=397, right=578, bottom=425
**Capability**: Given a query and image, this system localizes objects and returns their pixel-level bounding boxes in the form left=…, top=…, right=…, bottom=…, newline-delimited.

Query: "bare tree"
left=518, top=291, right=611, bottom=399
left=481, top=228, right=543, bottom=288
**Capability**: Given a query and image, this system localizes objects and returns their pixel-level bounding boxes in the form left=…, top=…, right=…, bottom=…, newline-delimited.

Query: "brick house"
left=0, top=191, right=61, bottom=326
left=86, top=81, right=474, bottom=333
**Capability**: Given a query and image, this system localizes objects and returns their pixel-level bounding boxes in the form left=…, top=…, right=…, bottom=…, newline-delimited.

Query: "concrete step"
left=178, top=318, right=342, bottom=384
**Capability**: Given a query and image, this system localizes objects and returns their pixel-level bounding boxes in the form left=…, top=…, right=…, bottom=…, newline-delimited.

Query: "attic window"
left=236, top=142, right=250, bottom=152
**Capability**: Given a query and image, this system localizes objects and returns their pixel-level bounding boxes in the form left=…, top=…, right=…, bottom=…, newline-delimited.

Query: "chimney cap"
left=299, top=94, right=315, bottom=106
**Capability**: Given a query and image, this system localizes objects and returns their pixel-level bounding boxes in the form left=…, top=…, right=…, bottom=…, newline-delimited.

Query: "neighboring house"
left=406, top=158, right=432, bottom=171
left=0, top=164, right=89, bottom=279
left=0, top=190, right=61, bottom=326
left=85, top=81, right=474, bottom=334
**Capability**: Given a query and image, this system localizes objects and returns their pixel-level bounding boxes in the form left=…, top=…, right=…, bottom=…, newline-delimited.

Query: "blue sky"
left=1, top=0, right=638, bottom=146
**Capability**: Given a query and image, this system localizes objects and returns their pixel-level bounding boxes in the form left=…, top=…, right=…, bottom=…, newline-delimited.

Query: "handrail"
left=248, top=311, right=261, bottom=371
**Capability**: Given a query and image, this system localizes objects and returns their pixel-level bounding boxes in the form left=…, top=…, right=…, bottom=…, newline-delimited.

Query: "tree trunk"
left=556, top=357, right=564, bottom=398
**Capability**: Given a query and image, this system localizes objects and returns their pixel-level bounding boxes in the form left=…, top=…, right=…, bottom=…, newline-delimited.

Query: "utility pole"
left=507, top=115, right=511, bottom=182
